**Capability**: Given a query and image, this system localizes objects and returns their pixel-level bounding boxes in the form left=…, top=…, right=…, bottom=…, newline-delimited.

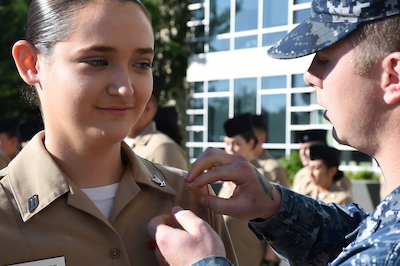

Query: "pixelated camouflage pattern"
left=191, top=256, right=233, bottom=266
left=268, top=0, right=400, bottom=59
left=249, top=185, right=400, bottom=265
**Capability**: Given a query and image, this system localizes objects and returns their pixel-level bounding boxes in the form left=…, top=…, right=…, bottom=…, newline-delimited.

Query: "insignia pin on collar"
left=152, top=175, right=166, bottom=187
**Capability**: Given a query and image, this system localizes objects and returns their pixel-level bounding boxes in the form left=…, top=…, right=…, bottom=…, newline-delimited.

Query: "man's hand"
left=185, top=147, right=282, bottom=220
left=147, top=206, right=226, bottom=266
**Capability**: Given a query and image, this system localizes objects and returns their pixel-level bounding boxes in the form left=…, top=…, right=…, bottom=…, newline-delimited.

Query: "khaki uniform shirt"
left=0, top=132, right=237, bottom=266
left=218, top=160, right=272, bottom=266
left=0, top=149, right=9, bottom=170
left=252, top=150, right=290, bottom=188
left=306, top=183, right=353, bottom=206
left=219, top=185, right=266, bottom=266
left=292, top=166, right=353, bottom=198
left=128, top=121, right=188, bottom=170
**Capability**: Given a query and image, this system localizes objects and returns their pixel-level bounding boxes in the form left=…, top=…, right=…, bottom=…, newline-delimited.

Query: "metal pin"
left=27, top=194, right=39, bottom=213
left=152, top=175, right=166, bottom=187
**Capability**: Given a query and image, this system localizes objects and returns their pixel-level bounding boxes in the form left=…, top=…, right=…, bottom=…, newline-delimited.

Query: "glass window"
left=234, top=78, right=257, bottom=115
left=269, top=149, right=285, bottom=159
left=192, top=8, right=204, bottom=21
left=190, top=98, right=203, bottom=109
left=262, top=76, right=286, bottom=89
left=291, top=93, right=311, bottom=106
left=193, top=82, right=204, bottom=93
left=292, top=74, right=307, bottom=88
left=191, top=41, right=205, bottom=54
left=193, top=115, right=203, bottom=125
left=193, top=148, right=204, bottom=158
left=291, top=112, right=310, bottom=124
left=293, top=8, right=310, bottom=24
left=209, top=38, right=230, bottom=52
left=235, top=0, right=258, bottom=32
left=210, top=0, right=231, bottom=35
left=261, top=94, right=286, bottom=143
left=235, top=35, right=257, bottom=49
left=208, top=97, right=229, bottom=142
left=262, top=31, right=287, bottom=47
left=263, top=0, right=288, bottom=27
left=209, top=80, right=229, bottom=92
left=341, top=150, right=373, bottom=166
left=193, top=131, right=203, bottom=142
left=193, top=25, right=205, bottom=38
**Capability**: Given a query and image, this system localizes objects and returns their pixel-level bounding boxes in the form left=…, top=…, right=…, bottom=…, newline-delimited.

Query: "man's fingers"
left=187, top=160, right=255, bottom=190
left=185, top=147, right=246, bottom=183
left=172, top=207, right=211, bottom=235
left=147, top=213, right=177, bottom=239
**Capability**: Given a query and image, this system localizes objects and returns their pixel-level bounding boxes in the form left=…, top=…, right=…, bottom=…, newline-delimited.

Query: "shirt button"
left=110, top=248, right=120, bottom=259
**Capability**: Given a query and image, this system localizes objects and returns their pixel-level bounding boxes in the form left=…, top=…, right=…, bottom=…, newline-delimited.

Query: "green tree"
left=0, top=0, right=38, bottom=120
left=141, top=0, right=191, bottom=111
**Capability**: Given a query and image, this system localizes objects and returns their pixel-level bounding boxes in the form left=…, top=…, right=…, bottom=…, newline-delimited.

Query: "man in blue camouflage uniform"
left=147, top=0, right=400, bottom=265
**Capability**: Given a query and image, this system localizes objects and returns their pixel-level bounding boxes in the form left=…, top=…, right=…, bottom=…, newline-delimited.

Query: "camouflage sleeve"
left=248, top=186, right=369, bottom=266
left=190, top=256, right=233, bottom=266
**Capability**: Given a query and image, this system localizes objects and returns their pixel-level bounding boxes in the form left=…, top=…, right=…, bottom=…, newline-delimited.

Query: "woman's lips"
left=100, top=106, right=133, bottom=115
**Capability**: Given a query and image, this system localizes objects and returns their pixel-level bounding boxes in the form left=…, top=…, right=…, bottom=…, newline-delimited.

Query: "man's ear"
left=12, top=40, right=40, bottom=85
left=381, top=52, right=400, bottom=105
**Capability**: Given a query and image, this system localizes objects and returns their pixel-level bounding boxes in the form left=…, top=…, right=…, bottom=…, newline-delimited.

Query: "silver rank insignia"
left=152, top=175, right=166, bottom=187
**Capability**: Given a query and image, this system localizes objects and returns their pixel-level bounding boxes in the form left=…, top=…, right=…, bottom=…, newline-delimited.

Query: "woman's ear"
left=381, top=52, right=400, bottom=105
left=12, top=40, right=40, bottom=85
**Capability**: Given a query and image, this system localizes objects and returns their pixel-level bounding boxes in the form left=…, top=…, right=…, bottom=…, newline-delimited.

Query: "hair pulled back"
left=22, top=0, right=151, bottom=105
left=27, top=0, right=150, bottom=55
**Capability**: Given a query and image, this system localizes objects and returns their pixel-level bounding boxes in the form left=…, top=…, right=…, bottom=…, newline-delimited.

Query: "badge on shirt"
left=7, top=256, right=66, bottom=266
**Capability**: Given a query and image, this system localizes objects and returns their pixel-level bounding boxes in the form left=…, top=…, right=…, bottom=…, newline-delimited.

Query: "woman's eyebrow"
left=76, top=45, right=154, bottom=55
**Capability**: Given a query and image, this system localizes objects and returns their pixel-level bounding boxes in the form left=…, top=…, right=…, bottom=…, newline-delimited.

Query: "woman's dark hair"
left=309, top=145, right=343, bottom=181
left=22, top=0, right=151, bottom=105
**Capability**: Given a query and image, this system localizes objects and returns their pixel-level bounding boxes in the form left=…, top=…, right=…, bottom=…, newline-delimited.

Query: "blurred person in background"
left=125, top=76, right=188, bottom=170
left=251, top=114, right=289, bottom=188
left=307, top=145, right=353, bottom=205
left=0, top=116, right=20, bottom=169
left=292, top=129, right=352, bottom=197
left=17, top=118, right=44, bottom=148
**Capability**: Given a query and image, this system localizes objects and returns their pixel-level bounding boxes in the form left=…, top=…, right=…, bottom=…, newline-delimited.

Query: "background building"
left=185, top=0, right=381, bottom=176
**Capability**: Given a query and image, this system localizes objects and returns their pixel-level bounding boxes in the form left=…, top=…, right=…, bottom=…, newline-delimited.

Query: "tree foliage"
left=0, top=0, right=38, bottom=120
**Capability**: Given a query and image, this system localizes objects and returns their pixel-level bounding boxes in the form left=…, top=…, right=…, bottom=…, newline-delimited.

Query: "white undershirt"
left=81, top=183, right=120, bottom=220
left=123, top=137, right=135, bottom=147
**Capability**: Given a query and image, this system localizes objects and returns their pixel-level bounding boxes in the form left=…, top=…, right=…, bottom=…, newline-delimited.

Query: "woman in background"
left=307, top=145, right=353, bottom=205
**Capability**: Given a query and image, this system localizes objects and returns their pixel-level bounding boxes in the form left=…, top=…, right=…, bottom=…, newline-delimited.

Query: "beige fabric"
left=129, top=121, right=188, bottom=170
left=307, top=182, right=353, bottom=206
left=0, top=132, right=237, bottom=266
left=252, top=150, right=289, bottom=188
left=218, top=158, right=273, bottom=266
left=292, top=166, right=353, bottom=198
left=219, top=185, right=266, bottom=266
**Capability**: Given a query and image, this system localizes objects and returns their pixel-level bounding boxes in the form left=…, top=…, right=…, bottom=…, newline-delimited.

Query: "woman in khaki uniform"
left=306, top=145, right=353, bottom=206
left=0, top=1, right=237, bottom=265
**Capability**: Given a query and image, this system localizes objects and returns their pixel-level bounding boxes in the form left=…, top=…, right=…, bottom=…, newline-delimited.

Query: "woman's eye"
left=134, top=62, right=154, bottom=70
left=85, top=59, right=108, bottom=67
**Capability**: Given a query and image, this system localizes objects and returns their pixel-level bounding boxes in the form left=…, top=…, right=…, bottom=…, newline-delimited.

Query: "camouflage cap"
left=268, top=0, right=400, bottom=59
